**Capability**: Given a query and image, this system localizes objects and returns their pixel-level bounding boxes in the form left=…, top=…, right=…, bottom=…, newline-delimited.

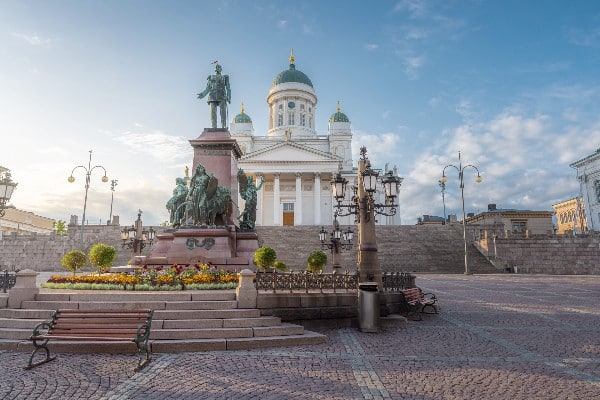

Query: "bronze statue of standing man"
left=198, top=62, right=231, bottom=129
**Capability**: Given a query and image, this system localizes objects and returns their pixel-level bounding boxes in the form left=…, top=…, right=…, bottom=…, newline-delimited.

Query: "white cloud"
left=364, top=43, right=379, bottom=51
left=403, top=55, right=425, bottom=79
left=278, top=20, right=287, bottom=29
left=12, top=32, right=55, bottom=47
left=113, top=131, right=190, bottom=163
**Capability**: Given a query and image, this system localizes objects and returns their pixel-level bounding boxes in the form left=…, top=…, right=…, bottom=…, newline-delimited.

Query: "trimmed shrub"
left=253, top=247, right=277, bottom=270
left=307, top=250, right=327, bottom=273
left=88, top=243, right=117, bottom=273
left=61, top=250, right=87, bottom=275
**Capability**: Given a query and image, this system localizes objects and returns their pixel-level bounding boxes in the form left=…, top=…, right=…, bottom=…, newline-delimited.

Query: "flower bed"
left=43, top=263, right=239, bottom=291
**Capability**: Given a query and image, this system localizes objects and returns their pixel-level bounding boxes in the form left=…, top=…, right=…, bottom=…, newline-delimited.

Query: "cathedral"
left=230, top=53, right=400, bottom=227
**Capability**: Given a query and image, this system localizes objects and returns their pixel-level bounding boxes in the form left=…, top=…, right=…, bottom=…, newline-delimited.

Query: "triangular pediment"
left=240, top=142, right=341, bottom=163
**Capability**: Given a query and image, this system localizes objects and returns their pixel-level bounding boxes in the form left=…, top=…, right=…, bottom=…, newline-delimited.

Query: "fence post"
left=236, top=269, right=257, bottom=309
left=8, top=269, right=39, bottom=309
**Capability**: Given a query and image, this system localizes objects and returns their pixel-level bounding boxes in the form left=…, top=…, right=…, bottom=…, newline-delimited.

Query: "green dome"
left=329, top=102, right=350, bottom=123
left=330, top=111, right=350, bottom=123
left=272, top=63, right=313, bottom=88
left=234, top=112, right=252, bottom=123
left=233, top=103, right=252, bottom=123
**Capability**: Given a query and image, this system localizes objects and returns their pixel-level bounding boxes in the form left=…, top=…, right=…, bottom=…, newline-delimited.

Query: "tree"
left=61, top=250, right=87, bottom=275
left=53, top=220, right=68, bottom=236
left=89, top=243, right=117, bottom=273
left=253, top=247, right=277, bottom=271
left=307, top=250, right=327, bottom=273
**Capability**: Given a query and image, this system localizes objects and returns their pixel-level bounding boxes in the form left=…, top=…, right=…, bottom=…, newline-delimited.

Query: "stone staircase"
left=0, top=290, right=326, bottom=354
left=256, top=224, right=500, bottom=274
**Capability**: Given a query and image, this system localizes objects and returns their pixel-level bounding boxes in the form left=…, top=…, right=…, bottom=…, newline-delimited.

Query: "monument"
left=140, top=63, right=260, bottom=270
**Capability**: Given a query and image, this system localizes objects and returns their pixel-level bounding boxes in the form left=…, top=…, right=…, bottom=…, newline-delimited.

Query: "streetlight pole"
left=68, top=150, right=109, bottom=250
left=438, top=179, right=446, bottom=222
left=108, top=179, right=118, bottom=225
left=440, top=151, right=482, bottom=275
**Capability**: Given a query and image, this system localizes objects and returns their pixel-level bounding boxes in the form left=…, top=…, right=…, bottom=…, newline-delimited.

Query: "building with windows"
left=230, top=53, right=401, bottom=227
left=465, top=204, right=553, bottom=236
left=570, top=147, right=600, bottom=232
left=552, top=197, right=586, bottom=234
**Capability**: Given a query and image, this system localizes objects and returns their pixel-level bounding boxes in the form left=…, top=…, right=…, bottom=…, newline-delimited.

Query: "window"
left=300, top=114, right=306, bottom=126
left=300, top=104, right=305, bottom=110
left=278, top=104, right=283, bottom=110
left=309, top=117, right=312, bottom=128
left=283, top=203, right=294, bottom=211
left=277, top=114, right=283, bottom=126
left=511, top=220, right=526, bottom=233
left=288, top=113, right=295, bottom=125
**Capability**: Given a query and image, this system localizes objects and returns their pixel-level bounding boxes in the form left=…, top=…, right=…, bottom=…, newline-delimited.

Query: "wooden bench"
left=26, top=309, right=153, bottom=371
left=400, top=287, right=437, bottom=320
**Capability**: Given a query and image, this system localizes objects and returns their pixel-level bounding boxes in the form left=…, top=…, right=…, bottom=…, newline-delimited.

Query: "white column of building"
left=295, top=172, right=302, bottom=225
left=273, top=173, right=280, bottom=226
left=257, top=173, right=264, bottom=226
left=314, top=172, right=321, bottom=224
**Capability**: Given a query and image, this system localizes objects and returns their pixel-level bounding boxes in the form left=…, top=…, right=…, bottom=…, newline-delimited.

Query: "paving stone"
left=1, top=274, right=599, bottom=399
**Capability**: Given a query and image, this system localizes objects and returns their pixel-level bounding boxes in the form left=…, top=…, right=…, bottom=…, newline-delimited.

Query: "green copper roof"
left=234, top=112, right=252, bottom=123
left=272, top=63, right=313, bottom=88
left=330, top=111, right=350, bottom=123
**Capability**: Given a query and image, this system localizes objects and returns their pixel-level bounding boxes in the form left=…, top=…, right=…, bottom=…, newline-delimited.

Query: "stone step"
left=8, top=330, right=328, bottom=354
left=20, top=300, right=239, bottom=311
left=35, top=290, right=236, bottom=302
left=0, top=327, right=32, bottom=340
left=157, top=316, right=281, bottom=329
left=0, top=309, right=54, bottom=319
left=0, top=318, right=44, bottom=329
left=153, top=309, right=261, bottom=320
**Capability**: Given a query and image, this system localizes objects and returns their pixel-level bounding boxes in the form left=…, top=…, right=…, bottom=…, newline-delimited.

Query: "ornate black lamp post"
left=0, top=170, right=17, bottom=218
left=438, top=179, right=447, bottom=222
left=68, top=150, right=109, bottom=249
left=440, top=151, right=482, bottom=275
left=319, top=218, right=354, bottom=270
left=331, top=146, right=402, bottom=288
left=121, top=210, right=155, bottom=256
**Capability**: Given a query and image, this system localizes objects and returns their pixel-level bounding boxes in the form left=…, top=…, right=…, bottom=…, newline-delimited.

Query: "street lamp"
left=121, top=210, right=155, bottom=257
left=68, top=150, right=109, bottom=249
left=440, top=151, right=482, bottom=275
left=0, top=170, right=17, bottom=218
left=108, top=179, right=118, bottom=225
left=332, top=146, right=402, bottom=287
left=319, top=218, right=354, bottom=270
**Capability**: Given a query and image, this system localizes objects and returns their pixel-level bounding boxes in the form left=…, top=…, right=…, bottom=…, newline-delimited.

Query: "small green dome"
left=329, top=102, right=350, bottom=123
left=234, top=112, right=252, bottom=123
left=233, top=103, right=252, bottom=123
left=330, top=111, right=349, bottom=123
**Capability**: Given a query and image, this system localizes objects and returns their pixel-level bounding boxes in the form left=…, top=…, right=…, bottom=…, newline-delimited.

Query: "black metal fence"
left=0, top=270, right=17, bottom=293
left=255, top=270, right=414, bottom=293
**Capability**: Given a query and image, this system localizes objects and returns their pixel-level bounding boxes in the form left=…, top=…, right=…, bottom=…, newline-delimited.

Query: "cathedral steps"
left=256, top=224, right=499, bottom=274
left=0, top=290, right=327, bottom=353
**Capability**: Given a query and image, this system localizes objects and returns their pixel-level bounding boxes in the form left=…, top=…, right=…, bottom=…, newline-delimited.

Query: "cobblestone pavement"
left=1, top=274, right=599, bottom=399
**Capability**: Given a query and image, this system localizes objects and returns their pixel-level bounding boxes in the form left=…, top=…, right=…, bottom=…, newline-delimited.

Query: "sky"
left=1, top=0, right=599, bottom=227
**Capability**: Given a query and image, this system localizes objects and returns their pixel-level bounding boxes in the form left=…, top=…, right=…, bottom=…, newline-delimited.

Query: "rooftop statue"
left=197, top=62, right=231, bottom=129
left=237, top=169, right=264, bottom=230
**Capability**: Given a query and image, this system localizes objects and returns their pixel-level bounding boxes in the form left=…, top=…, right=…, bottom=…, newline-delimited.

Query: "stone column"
left=8, top=269, right=39, bottom=309
left=314, top=172, right=321, bottom=224
left=273, top=173, right=281, bottom=226
left=295, top=172, right=302, bottom=225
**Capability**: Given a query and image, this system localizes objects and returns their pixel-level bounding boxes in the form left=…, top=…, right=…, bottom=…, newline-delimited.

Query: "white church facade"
left=229, top=54, right=401, bottom=227
left=570, top=147, right=600, bottom=232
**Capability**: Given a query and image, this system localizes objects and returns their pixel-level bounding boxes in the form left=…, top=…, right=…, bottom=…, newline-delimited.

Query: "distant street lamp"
left=0, top=170, right=17, bottom=218
left=439, top=151, right=482, bottom=275
left=68, top=150, right=109, bottom=249
left=121, top=210, right=155, bottom=257
left=438, top=179, right=447, bottom=222
left=108, top=179, right=118, bottom=225
left=319, top=218, right=354, bottom=270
